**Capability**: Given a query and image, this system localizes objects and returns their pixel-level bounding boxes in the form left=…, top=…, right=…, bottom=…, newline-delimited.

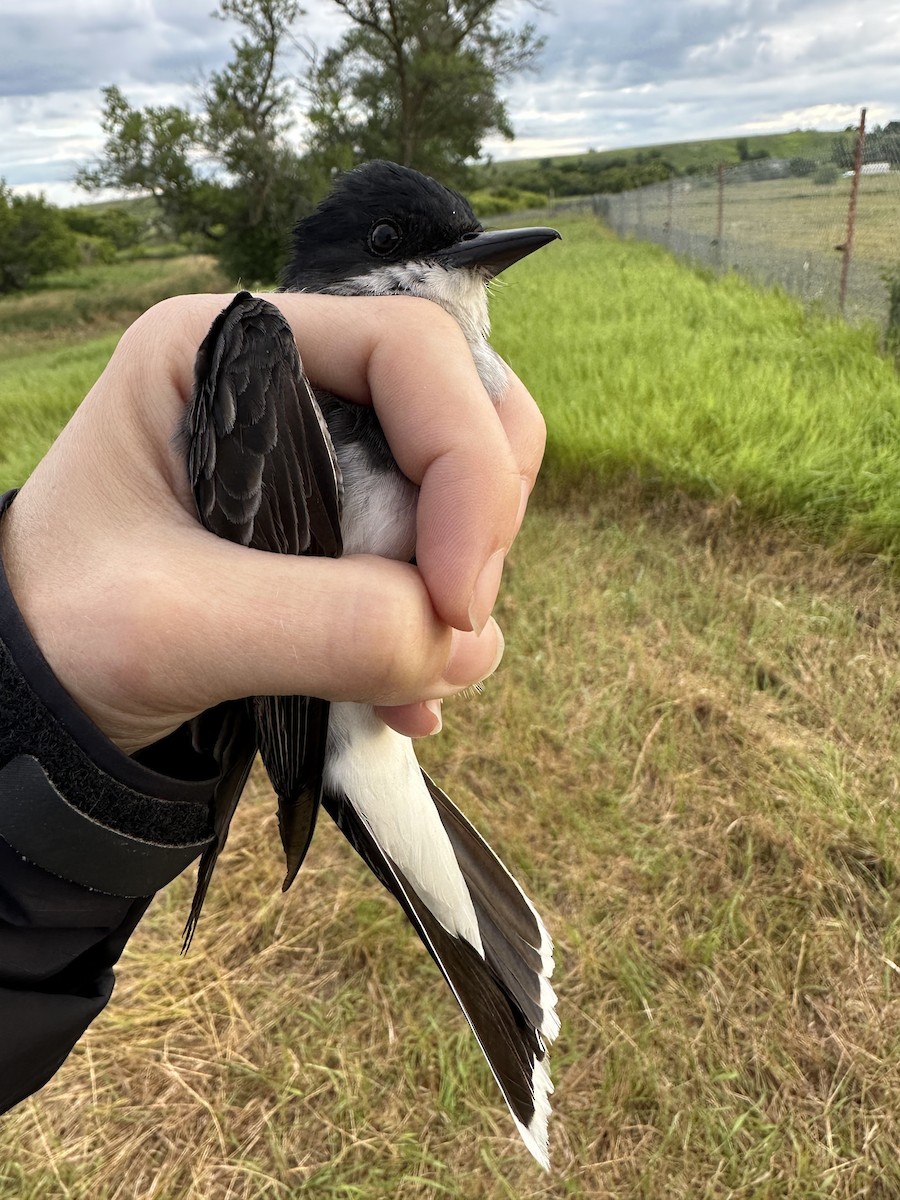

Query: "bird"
left=183, top=160, right=561, bottom=1168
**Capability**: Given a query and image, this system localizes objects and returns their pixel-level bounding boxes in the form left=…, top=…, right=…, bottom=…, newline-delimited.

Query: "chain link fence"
left=597, top=159, right=900, bottom=332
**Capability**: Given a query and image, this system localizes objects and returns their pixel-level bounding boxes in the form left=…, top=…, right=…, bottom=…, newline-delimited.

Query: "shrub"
left=0, top=183, right=80, bottom=292
left=468, top=188, right=548, bottom=216
left=63, top=205, right=146, bottom=252
left=813, top=164, right=841, bottom=186
left=75, top=234, right=118, bottom=266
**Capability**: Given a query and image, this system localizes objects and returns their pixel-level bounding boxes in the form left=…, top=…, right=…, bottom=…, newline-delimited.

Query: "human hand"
left=0, top=293, right=545, bottom=755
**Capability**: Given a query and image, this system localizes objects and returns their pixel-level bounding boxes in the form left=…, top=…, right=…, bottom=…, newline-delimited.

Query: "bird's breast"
left=317, top=392, right=418, bottom=561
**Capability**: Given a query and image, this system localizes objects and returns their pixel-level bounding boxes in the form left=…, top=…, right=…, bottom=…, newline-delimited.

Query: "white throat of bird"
left=338, top=261, right=510, bottom=401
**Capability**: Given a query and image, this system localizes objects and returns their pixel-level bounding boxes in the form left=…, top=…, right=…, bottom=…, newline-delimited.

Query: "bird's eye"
left=368, top=220, right=402, bottom=256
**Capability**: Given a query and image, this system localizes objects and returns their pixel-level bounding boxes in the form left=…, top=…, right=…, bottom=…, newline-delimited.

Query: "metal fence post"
left=714, top=162, right=725, bottom=269
left=839, top=106, right=867, bottom=315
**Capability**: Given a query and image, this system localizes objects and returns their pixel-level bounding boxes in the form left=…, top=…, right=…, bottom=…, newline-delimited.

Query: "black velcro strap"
left=0, top=755, right=211, bottom=897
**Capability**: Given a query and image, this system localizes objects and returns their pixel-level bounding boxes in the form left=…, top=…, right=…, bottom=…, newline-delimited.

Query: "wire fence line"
left=594, top=158, right=900, bottom=334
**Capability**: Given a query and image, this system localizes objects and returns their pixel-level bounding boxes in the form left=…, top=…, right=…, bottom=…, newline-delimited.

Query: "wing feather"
left=185, top=292, right=343, bottom=920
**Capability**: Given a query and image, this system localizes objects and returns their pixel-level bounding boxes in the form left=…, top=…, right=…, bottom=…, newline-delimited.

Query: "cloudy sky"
left=2, top=0, right=898, bottom=206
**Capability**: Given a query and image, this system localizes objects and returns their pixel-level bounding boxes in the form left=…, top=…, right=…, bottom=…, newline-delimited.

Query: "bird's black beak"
left=441, top=226, right=561, bottom=278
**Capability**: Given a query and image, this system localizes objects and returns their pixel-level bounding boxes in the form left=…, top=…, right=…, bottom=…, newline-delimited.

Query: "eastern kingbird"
left=184, top=160, right=561, bottom=1167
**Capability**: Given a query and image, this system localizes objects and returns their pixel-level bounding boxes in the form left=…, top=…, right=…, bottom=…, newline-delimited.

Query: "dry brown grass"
left=631, top=174, right=900, bottom=268
left=5, top=487, right=900, bottom=1198
left=0, top=256, right=229, bottom=349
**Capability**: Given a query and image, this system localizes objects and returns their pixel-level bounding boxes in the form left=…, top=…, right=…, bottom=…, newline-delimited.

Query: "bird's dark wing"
left=189, top=291, right=342, bottom=556
left=183, top=700, right=258, bottom=948
left=185, top=291, right=343, bottom=911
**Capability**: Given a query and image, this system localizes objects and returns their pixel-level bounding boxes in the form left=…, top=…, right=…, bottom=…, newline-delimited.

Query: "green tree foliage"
left=813, top=163, right=840, bottom=186
left=788, top=157, right=817, bottom=177
left=477, top=151, right=675, bottom=199
left=735, top=137, right=769, bottom=163
left=466, top=185, right=548, bottom=215
left=831, top=121, right=900, bottom=170
left=0, top=182, right=79, bottom=293
left=202, top=0, right=312, bottom=277
left=76, top=0, right=311, bottom=280
left=305, top=0, right=544, bottom=186
left=62, top=205, right=146, bottom=251
left=74, top=86, right=205, bottom=238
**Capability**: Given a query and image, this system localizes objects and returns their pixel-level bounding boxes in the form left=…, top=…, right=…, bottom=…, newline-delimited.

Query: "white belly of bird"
left=324, top=444, right=484, bottom=954
left=325, top=702, right=483, bottom=953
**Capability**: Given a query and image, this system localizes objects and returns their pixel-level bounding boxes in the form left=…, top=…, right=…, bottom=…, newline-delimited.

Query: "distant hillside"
left=473, top=129, right=847, bottom=199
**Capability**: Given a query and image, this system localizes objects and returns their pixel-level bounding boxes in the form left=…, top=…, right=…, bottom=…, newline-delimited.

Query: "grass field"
left=4, top=228, right=900, bottom=1196
left=599, top=171, right=900, bottom=327
left=0, top=256, right=229, bottom=490
left=612, top=173, right=900, bottom=270
left=493, top=220, right=900, bottom=560
left=0, top=255, right=227, bottom=346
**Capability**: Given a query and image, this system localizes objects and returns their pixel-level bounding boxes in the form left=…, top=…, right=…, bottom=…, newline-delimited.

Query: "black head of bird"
left=282, top=161, right=559, bottom=397
left=282, top=159, right=560, bottom=308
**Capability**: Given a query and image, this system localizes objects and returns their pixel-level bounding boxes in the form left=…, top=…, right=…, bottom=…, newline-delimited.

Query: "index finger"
left=492, top=365, right=547, bottom=530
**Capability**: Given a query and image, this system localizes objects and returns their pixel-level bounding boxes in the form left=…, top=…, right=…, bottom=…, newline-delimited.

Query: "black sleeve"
left=0, top=489, right=218, bottom=1114
left=0, top=843, right=153, bottom=1112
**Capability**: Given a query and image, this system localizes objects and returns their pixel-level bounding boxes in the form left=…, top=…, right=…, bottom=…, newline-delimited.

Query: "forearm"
left=0, top=490, right=216, bottom=1113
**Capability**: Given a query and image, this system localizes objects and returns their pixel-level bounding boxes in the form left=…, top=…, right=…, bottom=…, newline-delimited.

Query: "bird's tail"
left=422, top=772, right=559, bottom=1164
left=322, top=704, right=558, bottom=1167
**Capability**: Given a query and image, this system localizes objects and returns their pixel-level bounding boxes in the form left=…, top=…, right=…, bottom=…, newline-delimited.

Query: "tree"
left=76, top=0, right=312, bottom=280
left=788, top=156, right=817, bottom=178
left=0, top=183, right=79, bottom=293
left=201, top=0, right=313, bottom=276
left=832, top=122, right=900, bottom=170
left=74, top=86, right=206, bottom=238
left=305, top=0, right=544, bottom=186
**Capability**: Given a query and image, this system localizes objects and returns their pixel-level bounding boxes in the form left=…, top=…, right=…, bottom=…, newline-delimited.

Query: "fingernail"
left=444, top=619, right=505, bottom=688
left=514, top=478, right=529, bottom=536
left=468, top=548, right=505, bottom=636
left=424, top=698, right=443, bottom=735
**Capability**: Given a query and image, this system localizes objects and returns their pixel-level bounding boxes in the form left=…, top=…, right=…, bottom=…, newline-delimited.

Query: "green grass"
left=0, top=337, right=120, bottom=488
left=0, top=254, right=228, bottom=344
left=5, top=497, right=900, bottom=1197
left=0, top=255, right=230, bottom=490
left=492, top=217, right=900, bottom=563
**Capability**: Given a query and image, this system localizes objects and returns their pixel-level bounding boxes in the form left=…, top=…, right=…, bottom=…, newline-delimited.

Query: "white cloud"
left=1, top=0, right=899, bottom=203
left=740, top=104, right=875, bottom=134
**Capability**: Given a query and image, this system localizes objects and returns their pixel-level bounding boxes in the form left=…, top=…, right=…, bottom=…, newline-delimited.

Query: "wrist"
left=0, top=490, right=193, bottom=754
